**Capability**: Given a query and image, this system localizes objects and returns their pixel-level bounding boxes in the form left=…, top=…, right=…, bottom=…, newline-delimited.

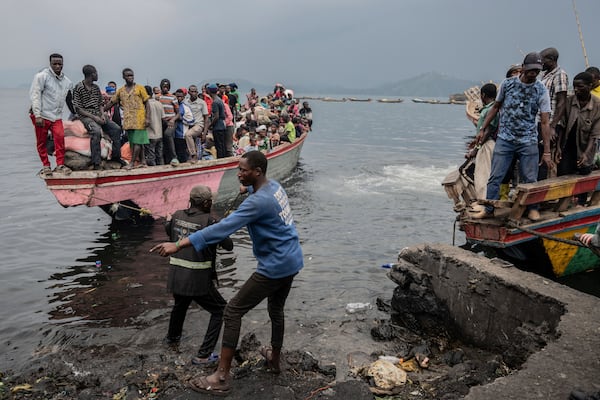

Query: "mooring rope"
left=68, top=189, right=157, bottom=218
left=506, top=221, right=585, bottom=247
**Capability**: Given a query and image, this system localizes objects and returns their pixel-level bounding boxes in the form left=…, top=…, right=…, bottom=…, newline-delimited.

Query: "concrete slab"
left=395, top=243, right=600, bottom=399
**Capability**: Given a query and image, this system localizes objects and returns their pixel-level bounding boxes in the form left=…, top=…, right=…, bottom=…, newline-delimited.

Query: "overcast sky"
left=4, top=0, right=600, bottom=91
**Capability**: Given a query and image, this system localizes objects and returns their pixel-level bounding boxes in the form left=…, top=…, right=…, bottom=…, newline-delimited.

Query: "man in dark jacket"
left=163, top=185, right=233, bottom=365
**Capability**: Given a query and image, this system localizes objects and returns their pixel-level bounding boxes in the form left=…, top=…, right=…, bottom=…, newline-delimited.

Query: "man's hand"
left=35, top=117, right=44, bottom=127
left=149, top=242, right=178, bottom=256
left=541, top=152, right=554, bottom=170
left=578, top=233, right=595, bottom=246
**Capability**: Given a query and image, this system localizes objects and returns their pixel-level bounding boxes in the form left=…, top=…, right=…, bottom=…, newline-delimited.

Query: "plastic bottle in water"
left=95, top=260, right=102, bottom=268
left=345, top=302, right=372, bottom=314
left=381, top=263, right=398, bottom=269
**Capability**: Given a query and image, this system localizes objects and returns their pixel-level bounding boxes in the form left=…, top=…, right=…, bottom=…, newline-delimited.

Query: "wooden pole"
left=572, top=0, right=589, bottom=68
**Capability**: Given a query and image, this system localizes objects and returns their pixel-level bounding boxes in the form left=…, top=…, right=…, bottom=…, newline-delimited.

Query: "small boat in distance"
left=377, top=98, right=404, bottom=103
left=347, top=97, right=372, bottom=102
left=40, top=134, right=308, bottom=221
left=321, top=97, right=347, bottom=102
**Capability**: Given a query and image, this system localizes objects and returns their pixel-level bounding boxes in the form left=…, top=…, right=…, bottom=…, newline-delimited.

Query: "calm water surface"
left=1, top=90, right=596, bottom=370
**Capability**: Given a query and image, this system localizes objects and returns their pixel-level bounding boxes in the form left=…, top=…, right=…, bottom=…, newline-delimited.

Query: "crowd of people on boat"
left=461, top=48, right=600, bottom=222
left=29, top=53, right=314, bottom=175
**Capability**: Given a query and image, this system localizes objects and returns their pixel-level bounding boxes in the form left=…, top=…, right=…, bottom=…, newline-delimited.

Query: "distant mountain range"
left=294, top=72, right=480, bottom=97
left=208, top=72, right=480, bottom=98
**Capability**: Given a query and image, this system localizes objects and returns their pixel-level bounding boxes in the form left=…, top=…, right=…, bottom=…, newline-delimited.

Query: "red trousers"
left=30, top=114, right=65, bottom=167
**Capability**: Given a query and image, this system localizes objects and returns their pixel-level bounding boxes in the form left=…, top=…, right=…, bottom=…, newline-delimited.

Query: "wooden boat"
left=40, top=134, right=308, bottom=220
left=442, top=167, right=600, bottom=277
left=321, top=97, right=347, bottom=102
left=412, top=98, right=446, bottom=104
left=377, top=98, right=404, bottom=103
left=347, top=97, right=372, bottom=102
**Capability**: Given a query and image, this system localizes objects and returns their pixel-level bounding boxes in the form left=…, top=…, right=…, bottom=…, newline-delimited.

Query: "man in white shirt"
left=185, top=85, right=209, bottom=163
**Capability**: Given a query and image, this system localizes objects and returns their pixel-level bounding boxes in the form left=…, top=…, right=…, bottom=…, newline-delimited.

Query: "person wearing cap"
left=207, top=84, right=228, bottom=158
left=506, top=64, right=522, bottom=78
left=151, top=151, right=304, bottom=396
left=472, top=52, right=552, bottom=221
left=161, top=185, right=233, bottom=366
left=72, top=65, right=127, bottom=170
left=538, top=47, right=569, bottom=180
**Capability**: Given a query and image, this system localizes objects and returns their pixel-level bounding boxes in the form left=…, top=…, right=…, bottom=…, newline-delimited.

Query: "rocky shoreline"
left=4, top=243, right=600, bottom=399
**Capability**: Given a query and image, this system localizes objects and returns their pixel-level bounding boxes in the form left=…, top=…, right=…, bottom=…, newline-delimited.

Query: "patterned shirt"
left=496, top=76, right=551, bottom=145
left=540, top=65, right=569, bottom=120
left=111, top=84, right=149, bottom=130
left=72, top=81, right=103, bottom=118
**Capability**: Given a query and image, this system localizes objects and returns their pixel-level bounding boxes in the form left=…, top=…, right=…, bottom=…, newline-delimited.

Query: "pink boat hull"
left=41, top=135, right=307, bottom=219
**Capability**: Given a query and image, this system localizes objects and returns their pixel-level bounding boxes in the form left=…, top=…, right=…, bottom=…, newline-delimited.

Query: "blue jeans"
left=485, top=137, right=539, bottom=213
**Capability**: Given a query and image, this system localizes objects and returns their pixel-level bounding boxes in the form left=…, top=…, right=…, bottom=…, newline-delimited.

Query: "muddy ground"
left=1, top=293, right=514, bottom=400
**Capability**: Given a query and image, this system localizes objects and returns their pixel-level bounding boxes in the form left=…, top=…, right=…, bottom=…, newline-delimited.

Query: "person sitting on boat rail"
left=29, top=53, right=74, bottom=176
left=162, top=185, right=233, bottom=366
left=72, top=65, right=127, bottom=170
left=472, top=52, right=553, bottom=221
left=184, top=85, right=209, bottom=163
left=299, top=101, right=313, bottom=129
left=280, top=114, right=296, bottom=143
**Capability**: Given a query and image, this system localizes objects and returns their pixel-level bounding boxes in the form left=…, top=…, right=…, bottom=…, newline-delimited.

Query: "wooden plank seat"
left=507, top=171, right=600, bottom=219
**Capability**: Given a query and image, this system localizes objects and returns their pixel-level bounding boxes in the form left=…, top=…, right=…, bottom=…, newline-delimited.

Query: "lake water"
left=1, top=90, right=596, bottom=371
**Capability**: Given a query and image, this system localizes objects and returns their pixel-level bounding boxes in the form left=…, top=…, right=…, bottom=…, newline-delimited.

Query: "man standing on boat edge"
left=29, top=53, right=74, bottom=176
left=150, top=150, right=304, bottom=396
left=472, top=52, right=553, bottom=221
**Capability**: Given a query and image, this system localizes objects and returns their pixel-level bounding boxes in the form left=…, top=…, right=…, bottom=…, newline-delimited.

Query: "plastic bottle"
left=345, top=302, right=372, bottom=314
left=95, top=260, right=102, bottom=268
left=381, top=263, right=398, bottom=269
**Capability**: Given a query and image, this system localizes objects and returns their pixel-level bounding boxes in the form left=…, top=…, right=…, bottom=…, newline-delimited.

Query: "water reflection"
left=47, top=219, right=240, bottom=327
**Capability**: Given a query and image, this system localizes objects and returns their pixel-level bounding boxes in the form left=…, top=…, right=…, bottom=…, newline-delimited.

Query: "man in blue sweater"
left=150, top=150, right=303, bottom=396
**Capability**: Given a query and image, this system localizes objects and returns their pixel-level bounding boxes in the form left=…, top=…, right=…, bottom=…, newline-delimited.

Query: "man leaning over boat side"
left=72, top=65, right=127, bottom=171
left=29, top=53, right=74, bottom=176
left=538, top=47, right=569, bottom=180
left=472, top=52, right=553, bottom=221
left=555, top=72, right=600, bottom=206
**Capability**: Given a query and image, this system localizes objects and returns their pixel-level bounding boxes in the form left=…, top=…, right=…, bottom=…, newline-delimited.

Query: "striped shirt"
left=158, top=93, right=178, bottom=118
left=540, top=66, right=569, bottom=120
left=72, top=81, right=103, bottom=118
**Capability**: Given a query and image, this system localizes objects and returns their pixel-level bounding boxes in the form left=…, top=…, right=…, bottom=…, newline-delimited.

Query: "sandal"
left=188, top=375, right=230, bottom=397
left=191, top=352, right=219, bottom=366
left=259, top=346, right=281, bottom=374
